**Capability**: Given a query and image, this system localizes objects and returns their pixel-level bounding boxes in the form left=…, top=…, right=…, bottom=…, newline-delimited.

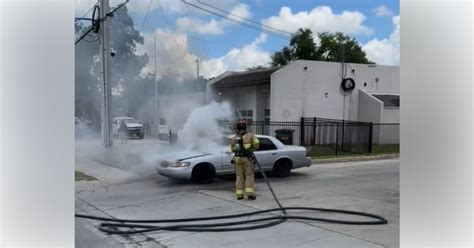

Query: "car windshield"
left=159, top=118, right=167, bottom=125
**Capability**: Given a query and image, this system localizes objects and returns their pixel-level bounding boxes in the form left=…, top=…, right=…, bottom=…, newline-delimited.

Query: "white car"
left=158, top=116, right=169, bottom=140
left=112, top=117, right=145, bottom=139
left=156, top=135, right=312, bottom=183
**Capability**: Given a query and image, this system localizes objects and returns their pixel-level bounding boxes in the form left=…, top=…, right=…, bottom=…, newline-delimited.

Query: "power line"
left=138, top=0, right=153, bottom=33
left=131, top=0, right=178, bottom=76
left=155, top=0, right=195, bottom=65
left=181, top=0, right=290, bottom=40
left=197, top=0, right=292, bottom=37
left=182, top=2, right=212, bottom=59
left=75, top=0, right=130, bottom=45
left=76, top=0, right=100, bottom=21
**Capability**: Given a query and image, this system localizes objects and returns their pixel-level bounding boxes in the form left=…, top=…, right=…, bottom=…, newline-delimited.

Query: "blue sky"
left=76, top=0, right=399, bottom=79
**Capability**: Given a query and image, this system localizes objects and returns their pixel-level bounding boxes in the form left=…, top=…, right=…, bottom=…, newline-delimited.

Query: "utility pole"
left=195, top=58, right=199, bottom=79
left=100, top=0, right=113, bottom=147
left=154, top=34, right=159, bottom=137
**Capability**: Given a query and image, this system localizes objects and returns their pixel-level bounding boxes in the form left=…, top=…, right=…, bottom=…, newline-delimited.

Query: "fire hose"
left=75, top=151, right=387, bottom=235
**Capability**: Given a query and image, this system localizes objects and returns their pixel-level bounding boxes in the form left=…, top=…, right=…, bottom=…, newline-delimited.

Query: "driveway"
left=76, top=147, right=399, bottom=248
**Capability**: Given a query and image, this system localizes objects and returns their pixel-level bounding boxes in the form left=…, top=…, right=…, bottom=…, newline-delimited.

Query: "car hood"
left=164, top=147, right=226, bottom=162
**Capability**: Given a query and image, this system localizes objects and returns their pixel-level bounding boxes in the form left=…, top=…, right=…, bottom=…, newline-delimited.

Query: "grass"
left=75, top=171, right=97, bottom=181
left=372, top=144, right=399, bottom=154
left=310, top=144, right=399, bottom=159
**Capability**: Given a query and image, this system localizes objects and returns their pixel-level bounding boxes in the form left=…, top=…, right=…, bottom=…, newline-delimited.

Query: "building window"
left=264, top=109, right=270, bottom=124
left=239, top=110, right=253, bottom=124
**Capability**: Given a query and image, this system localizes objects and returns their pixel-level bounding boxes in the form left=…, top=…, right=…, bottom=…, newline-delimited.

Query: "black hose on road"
left=75, top=153, right=388, bottom=235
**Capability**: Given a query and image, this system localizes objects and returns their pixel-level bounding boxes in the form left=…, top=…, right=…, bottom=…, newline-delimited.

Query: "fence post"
left=300, top=117, right=305, bottom=146
left=335, top=122, right=339, bottom=155
left=312, top=117, right=316, bottom=145
left=368, top=122, right=373, bottom=153
left=341, top=119, right=345, bottom=152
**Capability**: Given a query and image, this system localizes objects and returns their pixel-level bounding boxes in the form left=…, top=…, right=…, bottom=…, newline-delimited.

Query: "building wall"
left=379, top=108, right=400, bottom=144
left=213, top=85, right=257, bottom=121
left=256, top=84, right=270, bottom=122
left=358, top=89, right=383, bottom=123
left=358, top=89, right=400, bottom=144
left=382, top=108, right=400, bottom=123
left=270, top=60, right=399, bottom=122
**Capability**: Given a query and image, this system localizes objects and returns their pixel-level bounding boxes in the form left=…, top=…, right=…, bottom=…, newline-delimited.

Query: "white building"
left=208, top=60, right=399, bottom=144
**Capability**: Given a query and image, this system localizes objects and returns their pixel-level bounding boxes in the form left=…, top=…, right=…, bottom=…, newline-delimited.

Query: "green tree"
left=271, top=28, right=372, bottom=66
left=317, top=32, right=372, bottom=64
left=246, top=65, right=267, bottom=71
left=75, top=5, right=152, bottom=127
left=75, top=22, right=101, bottom=129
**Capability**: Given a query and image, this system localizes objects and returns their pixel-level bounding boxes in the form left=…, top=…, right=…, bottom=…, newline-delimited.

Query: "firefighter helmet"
left=236, top=119, right=247, bottom=131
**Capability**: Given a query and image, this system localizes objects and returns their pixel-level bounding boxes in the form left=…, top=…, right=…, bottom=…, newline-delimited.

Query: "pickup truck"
left=112, top=117, right=145, bottom=139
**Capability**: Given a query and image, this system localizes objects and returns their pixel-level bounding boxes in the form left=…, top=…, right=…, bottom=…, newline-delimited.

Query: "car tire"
left=139, top=134, right=144, bottom=139
left=272, top=159, right=292, bottom=178
left=191, top=163, right=215, bottom=184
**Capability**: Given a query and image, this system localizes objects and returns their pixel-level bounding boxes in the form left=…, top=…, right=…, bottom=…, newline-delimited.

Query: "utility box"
left=275, top=129, right=294, bottom=145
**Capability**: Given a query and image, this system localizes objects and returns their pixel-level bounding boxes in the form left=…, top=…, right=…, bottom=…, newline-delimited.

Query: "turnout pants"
left=234, top=157, right=255, bottom=197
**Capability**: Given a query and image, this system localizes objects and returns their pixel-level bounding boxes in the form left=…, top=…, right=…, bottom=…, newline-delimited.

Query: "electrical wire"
left=196, top=0, right=292, bottom=37
left=75, top=0, right=129, bottom=45
left=181, top=0, right=291, bottom=40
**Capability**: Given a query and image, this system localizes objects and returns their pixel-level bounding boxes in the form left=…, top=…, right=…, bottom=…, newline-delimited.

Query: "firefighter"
left=229, top=119, right=260, bottom=200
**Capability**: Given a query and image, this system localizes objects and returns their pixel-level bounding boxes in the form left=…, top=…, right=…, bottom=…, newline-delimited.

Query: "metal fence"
left=169, top=118, right=399, bottom=156
left=220, top=117, right=374, bottom=155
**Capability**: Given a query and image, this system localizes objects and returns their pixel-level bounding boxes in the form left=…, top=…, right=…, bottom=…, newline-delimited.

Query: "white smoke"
left=176, top=101, right=233, bottom=154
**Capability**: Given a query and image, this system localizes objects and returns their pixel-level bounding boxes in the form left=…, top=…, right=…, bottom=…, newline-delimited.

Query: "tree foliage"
left=271, top=28, right=372, bottom=66
left=75, top=5, right=151, bottom=128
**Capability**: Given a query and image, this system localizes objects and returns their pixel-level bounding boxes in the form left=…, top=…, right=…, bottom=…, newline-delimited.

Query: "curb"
left=312, top=154, right=399, bottom=164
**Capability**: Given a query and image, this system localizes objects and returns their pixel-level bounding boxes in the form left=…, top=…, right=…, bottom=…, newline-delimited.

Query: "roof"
left=208, top=67, right=280, bottom=88
left=372, top=94, right=400, bottom=108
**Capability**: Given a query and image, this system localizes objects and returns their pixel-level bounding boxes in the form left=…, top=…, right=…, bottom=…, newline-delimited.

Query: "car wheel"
left=272, top=159, right=292, bottom=178
left=191, top=163, right=215, bottom=184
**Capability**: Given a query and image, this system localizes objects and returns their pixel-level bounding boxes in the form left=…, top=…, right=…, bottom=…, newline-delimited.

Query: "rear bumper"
left=294, top=157, right=312, bottom=169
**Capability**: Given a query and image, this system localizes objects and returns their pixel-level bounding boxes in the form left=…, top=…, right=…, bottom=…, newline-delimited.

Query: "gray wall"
left=358, top=89, right=399, bottom=144
left=358, top=89, right=383, bottom=123
left=213, top=85, right=257, bottom=120
left=270, top=60, right=399, bottom=122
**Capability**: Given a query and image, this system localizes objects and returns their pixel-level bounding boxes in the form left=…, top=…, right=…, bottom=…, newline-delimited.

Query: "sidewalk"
left=312, top=154, right=399, bottom=164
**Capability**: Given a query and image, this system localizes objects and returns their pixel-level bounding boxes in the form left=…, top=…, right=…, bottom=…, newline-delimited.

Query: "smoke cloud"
left=176, top=101, right=233, bottom=154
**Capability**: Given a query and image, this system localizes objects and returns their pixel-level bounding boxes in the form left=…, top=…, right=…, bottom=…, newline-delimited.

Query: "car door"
left=253, top=137, right=279, bottom=170
left=221, top=148, right=235, bottom=174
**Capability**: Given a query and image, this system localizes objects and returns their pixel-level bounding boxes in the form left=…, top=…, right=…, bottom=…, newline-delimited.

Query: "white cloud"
left=177, top=17, right=224, bottom=35
left=136, top=29, right=270, bottom=80
left=372, top=5, right=393, bottom=17
left=362, top=16, right=399, bottom=65
left=136, top=28, right=199, bottom=80
left=200, top=33, right=271, bottom=78
left=262, top=6, right=373, bottom=36
left=177, top=3, right=251, bottom=36
left=109, top=0, right=181, bottom=14
left=75, top=0, right=97, bottom=17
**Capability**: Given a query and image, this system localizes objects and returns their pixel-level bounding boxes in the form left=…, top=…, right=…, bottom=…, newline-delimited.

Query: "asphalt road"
left=75, top=141, right=399, bottom=248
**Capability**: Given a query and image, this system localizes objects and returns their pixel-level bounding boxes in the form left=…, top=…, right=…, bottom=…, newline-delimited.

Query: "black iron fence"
left=170, top=118, right=399, bottom=156
left=219, top=117, right=374, bottom=155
